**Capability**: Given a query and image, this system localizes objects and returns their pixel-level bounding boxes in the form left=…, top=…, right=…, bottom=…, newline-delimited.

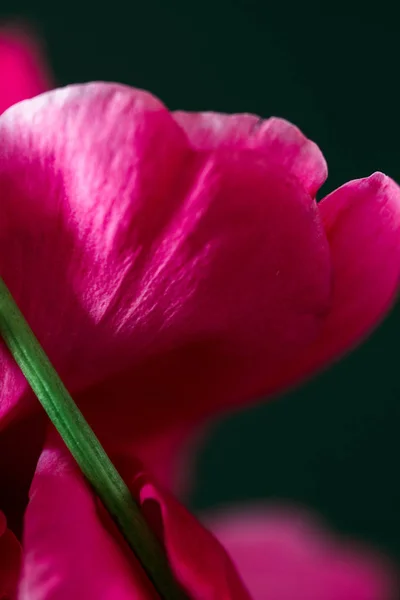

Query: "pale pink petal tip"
left=174, top=110, right=327, bottom=195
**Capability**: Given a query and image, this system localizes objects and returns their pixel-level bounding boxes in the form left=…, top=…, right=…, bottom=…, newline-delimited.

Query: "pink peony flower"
left=0, top=30, right=399, bottom=599
left=1, top=83, right=400, bottom=479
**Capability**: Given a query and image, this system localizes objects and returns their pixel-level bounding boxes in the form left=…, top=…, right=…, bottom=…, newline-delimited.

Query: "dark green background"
left=2, top=2, right=400, bottom=562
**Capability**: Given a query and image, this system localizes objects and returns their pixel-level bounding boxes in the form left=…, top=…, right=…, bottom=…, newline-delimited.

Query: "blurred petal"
left=206, top=506, right=397, bottom=600
left=0, top=27, right=50, bottom=114
left=174, top=111, right=327, bottom=195
left=20, top=430, right=249, bottom=599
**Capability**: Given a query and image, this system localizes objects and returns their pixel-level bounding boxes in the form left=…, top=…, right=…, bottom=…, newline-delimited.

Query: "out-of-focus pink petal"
left=0, top=28, right=50, bottom=114
left=173, top=111, right=327, bottom=196
left=0, top=82, right=331, bottom=436
left=20, top=430, right=249, bottom=599
left=0, top=511, right=21, bottom=599
left=206, top=506, right=397, bottom=600
left=264, top=172, right=400, bottom=392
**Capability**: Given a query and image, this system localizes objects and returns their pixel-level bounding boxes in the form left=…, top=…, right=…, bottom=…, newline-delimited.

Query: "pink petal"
left=173, top=111, right=327, bottom=196
left=20, top=448, right=157, bottom=599
left=0, top=27, right=51, bottom=115
left=136, top=482, right=250, bottom=599
left=20, top=429, right=249, bottom=599
left=206, top=506, right=397, bottom=600
left=313, top=173, right=400, bottom=365
left=0, top=82, right=193, bottom=420
left=0, top=82, right=331, bottom=434
left=265, top=172, right=400, bottom=392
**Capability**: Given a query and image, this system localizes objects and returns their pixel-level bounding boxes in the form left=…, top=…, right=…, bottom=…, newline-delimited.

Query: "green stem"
left=0, top=277, right=185, bottom=600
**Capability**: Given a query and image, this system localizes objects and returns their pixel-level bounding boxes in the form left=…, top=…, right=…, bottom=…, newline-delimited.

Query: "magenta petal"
left=20, top=431, right=249, bottom=599
left=20, top=443, right=159, bottom=599
left=207, top=507, right=397, bottom=600
left=0, top=83, right=331, bottom=431
left=138, top=486, right=250, bottom=600
left=0, top=27, right=50, bottom=114
left=174, top=111, right=327, bottom=195
left=0, top=82, right=191, bottom=422
left=316, top=172, right=400, bottom=359
left=136, top=483, right=250, bottom=599
left=271, top=172, right=400, bottom=389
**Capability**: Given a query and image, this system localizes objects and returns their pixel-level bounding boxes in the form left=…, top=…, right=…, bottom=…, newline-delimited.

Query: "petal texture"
left=173, top=111, right=327, bottom=196
left=0, top=85, right=399, bottom=503
left=0, top=82, right=331, bottom=431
